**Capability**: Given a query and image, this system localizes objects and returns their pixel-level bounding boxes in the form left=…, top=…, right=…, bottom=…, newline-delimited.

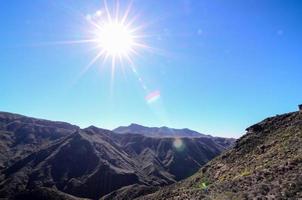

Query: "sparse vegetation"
left=198, top=177, right=210, bottom=190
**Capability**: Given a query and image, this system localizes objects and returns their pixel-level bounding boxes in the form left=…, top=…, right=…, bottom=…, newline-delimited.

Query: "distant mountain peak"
left=114, top=123, right=205, bottom=138
left=129, top=123, right=145, bottom=128
left=115, top=124, right=214, bottom=138
left=85, top=125, right=108, bottom=131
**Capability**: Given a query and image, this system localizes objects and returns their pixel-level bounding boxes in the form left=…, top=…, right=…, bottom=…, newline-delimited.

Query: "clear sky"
left=1, top=0, right=302, bottom=138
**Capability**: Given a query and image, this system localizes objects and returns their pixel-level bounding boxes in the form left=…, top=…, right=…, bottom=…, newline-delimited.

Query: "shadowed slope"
left=0, top=111, right=231, bottom=200
left=0, top=112, right=78, bottom=170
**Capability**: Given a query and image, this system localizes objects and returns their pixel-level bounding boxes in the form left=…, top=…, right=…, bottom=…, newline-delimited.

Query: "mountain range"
left=0, top=111, right=233, bottom=200
left=1, top=110, right=301, bottom=199
left=114, top=123, right=206, bottom=138
left=113, top=123, right=235, bottom=148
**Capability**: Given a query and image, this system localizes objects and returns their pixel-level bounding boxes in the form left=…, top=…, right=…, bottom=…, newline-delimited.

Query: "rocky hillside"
left=137, top=111, right=302, bottom=199
left=0, top=112, right=232, bottom=200
left=0, top=112, right=79, bottom=170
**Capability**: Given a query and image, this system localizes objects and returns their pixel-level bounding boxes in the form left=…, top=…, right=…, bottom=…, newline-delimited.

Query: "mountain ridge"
left=113, top=123, right=209, bottom=138
left=113, top=123, right=235, bottom=151
left=0, top=111, right=233, bottom=200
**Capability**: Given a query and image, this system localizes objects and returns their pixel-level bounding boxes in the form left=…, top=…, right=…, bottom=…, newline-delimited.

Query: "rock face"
left=0, top=112, right=233, bottom=200
left=137, top=112, right=302, bottom=199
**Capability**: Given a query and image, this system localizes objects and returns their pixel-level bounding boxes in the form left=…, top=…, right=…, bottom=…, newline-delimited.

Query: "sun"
left=38, top=1, right=157, bottom=102
left=53, top=1, right=163, bottom=109
left=84, top=1, right=147, bottom=68
left=96, top=21, right=135, bottom=57
left=69, top=1, right=152, bottom=91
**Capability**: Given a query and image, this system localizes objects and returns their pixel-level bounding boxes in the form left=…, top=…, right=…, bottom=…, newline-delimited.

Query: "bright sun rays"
left=81, top=1, right=164, bottom=106
left=84, top=1, right=147, bottom=76
left=48, top=1, right=163, bottom=106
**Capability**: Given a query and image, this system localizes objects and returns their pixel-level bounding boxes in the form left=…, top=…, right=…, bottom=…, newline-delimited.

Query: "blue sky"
left=1, top=0, right=302, bottom=138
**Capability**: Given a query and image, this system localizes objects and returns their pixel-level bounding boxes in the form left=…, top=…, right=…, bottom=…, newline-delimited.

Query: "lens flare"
left=38, top=1, right=167, bottom=112
left=173, top=138, right=184, bottom=151
left=145, top=90, right=161, bottom=104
